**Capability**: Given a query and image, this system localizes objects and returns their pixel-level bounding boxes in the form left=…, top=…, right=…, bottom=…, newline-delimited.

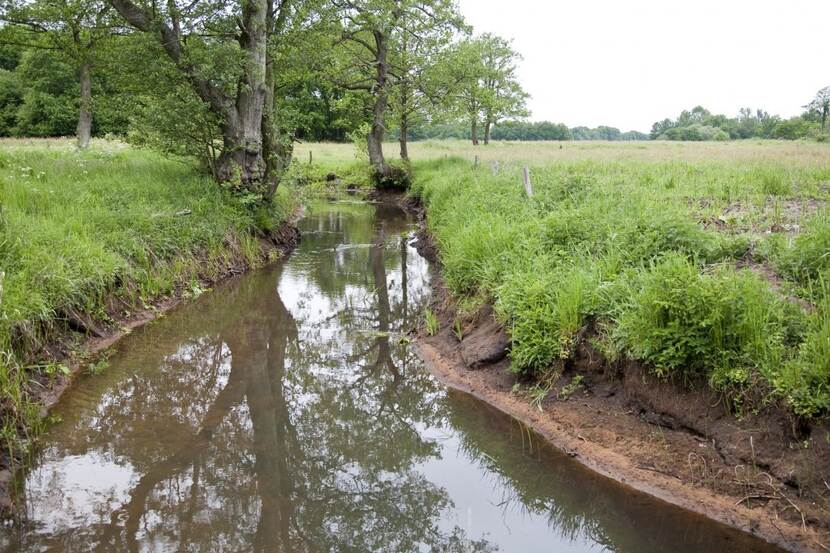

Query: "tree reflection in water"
left=6, top=203, right=492, bottom=552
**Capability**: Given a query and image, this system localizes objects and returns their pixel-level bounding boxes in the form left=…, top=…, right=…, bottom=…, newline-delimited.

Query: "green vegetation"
left=0, top=139, right=294, bottom=460
left=425, top=308, right=440, bottom=336
left=650, top=101, right=830, bottom=142
left=410, top=141, right=830, bottom=419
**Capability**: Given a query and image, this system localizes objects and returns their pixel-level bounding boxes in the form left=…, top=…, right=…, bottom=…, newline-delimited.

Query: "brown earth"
left=409, top=208, right=830, bottom=553
left=0, top=215, right=301, bottom=515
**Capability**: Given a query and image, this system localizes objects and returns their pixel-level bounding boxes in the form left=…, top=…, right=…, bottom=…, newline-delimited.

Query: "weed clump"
left=613, top=255, right=803, bottom=396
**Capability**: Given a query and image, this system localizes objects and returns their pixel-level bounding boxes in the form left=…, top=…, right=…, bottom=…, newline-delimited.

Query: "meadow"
left=2, top=136, right=829, bottom=464
left=0, top=138, right=295, bottom=458
left=407, top=140, right=830, bottom=419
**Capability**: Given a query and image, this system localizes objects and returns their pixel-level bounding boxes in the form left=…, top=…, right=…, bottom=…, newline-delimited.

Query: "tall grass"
left=411, top=143, right=830, bottom=419
left=0, top=138, right=295, bottom=462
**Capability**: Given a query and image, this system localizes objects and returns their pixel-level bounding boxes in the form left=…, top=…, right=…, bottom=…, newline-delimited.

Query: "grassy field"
left=2, top=136, right=829, bottom=463
left=0, top=138, right=295, bottom=460
left=408, top=140, right=830, bottom=419
left=298, top=138, right=830, bottom=166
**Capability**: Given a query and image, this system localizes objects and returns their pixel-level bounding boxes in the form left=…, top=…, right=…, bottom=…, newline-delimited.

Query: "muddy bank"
left=0, top=217, right=301, bottom=515
left=410, top=218, right=830, bottom=553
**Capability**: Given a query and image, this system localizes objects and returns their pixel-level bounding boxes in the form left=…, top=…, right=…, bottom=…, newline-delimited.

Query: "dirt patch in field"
left=698, top=198, right=825, bottom=235
left=411, top=214, right=830, bottom=553
left=0, top=215, right=302, bottom=515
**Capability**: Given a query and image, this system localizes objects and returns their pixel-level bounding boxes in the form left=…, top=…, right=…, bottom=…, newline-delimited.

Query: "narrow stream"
left=2, top=201, right=784, bottom=552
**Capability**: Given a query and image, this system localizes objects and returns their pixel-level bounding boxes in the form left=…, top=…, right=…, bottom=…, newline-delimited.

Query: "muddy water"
left=2, top=201, right=784, bottom=553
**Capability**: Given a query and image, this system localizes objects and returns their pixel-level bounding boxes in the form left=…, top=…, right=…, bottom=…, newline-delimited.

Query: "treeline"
left=0, top=0, right=535, bottom=192
left=400, top=121, right=648, bottom=141
left=651, top=96, right=830, bottom=141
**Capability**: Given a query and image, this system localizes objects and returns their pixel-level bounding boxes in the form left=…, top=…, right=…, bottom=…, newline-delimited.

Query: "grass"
left=409, top=140, right=830, bottom=420
left=0, top=137, right=295, bottom=463
left=3, top=136, right=829, bottom=463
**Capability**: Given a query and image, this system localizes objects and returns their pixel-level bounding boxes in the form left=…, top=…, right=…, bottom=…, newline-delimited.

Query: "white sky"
left=458, top=0, right=830, bottom=132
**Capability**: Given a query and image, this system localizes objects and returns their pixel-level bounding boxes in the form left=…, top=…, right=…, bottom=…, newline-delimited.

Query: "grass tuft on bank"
left=411, top=144, right=830, bottom=420
left=0, top=138, right=295, bottom=461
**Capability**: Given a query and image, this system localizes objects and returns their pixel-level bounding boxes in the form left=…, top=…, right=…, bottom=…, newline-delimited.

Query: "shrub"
left=774, top=298, right=830, bottom=417
left=616, top=210, right=720, bottom=265
left=497, top=265, right=597, bottom=374
left=777, top=211, right=830, bottom=286
left=613, top=255, right=803, bottom=392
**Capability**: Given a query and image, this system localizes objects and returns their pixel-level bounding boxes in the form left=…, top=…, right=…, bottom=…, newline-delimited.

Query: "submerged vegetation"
left=411, top=141, right=830, bottom=419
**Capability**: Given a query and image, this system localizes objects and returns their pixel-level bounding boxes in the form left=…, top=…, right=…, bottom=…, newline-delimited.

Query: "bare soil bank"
left=409, top=209, right=830, bottom=553
left=0, top=217, right=301, bottom=515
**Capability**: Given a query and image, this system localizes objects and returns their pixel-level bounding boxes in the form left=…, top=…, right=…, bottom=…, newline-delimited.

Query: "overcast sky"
left=457, top=0, right=830, bottom=132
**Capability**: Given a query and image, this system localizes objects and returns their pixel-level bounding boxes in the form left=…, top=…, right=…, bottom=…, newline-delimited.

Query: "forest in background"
left=1, top=12, right=828, bottom=155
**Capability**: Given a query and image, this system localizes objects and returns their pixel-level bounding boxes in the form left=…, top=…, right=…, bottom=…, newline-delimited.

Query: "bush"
left=12, top=50, right=77, bottom=137
left=774, top=295, right=830, bottom=417
left=613, top=255, right=803, bottom=393
left=497, top=265, right=597, bottom=374
left=772, top=117, right=813, bottom=140
left=0, top=69, right=21, bottom=135
left=777, top=211, right=830, bottom=286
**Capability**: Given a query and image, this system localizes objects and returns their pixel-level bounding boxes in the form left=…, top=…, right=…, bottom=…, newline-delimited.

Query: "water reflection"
left=1, top=202, right=783, bottom=553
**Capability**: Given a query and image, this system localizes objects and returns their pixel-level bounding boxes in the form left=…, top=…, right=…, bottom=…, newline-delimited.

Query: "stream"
left=1, top=201, right=784, bottom=552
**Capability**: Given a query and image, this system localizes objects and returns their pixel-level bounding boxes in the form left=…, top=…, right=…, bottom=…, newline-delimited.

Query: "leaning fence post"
left=308, top=150, right=313, bottom=165
left=523, top=166, right=533, bottom=197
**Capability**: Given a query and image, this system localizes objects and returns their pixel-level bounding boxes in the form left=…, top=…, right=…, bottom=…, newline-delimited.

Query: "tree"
left=331, top=0, right=460, bottom=187
left=388, top=4, right=464, bottom=162
left=107, top=0, right=302, bottom=198
left=0, top=0, right=115, bottom=147
left=478, top=33, right=527, bottom=145
left=650, top=118, right=673, bottom=139
left=805, top=86, right=830, bottom=131
left=448, top=33, right=528, bottom=146
left=448, top=37, right=484, bottom=145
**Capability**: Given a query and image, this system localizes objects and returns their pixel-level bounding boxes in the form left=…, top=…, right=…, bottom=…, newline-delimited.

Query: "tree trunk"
left=484, top=119, right=492, bottom=145
left=76, top=62, right=92, bottom=149
left=367, top=30, right=392, bottom=182
left=110, top=0, right=280, bottom=195
left=399, top=112, right=409, bottom=161
left=214, top=0, right=269, bottom=189
left=471, top=118, right=479, bottom=146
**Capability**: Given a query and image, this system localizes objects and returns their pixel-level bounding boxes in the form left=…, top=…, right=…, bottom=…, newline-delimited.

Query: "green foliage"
left=651, top=105, right=821, bottom=142
left=772, top=117, right=814, bottom=140
left=613, top=255, right=801, bottom=390
left=774, top=286, right=830, bottom=417
left=777, top=211, right=830, bottom=287
left=12, top=50, right=78, bottom=137
left=558, top=375, right=584, bottom=400
left=403, top=121, right=647, bottom=142
left=497, top=266, right=596, bottom=373
left=0, top=69, right=22, bottom=135
left=412, top=147, right=830, bottom=418
left=0, top=141, right=295, bottom=460
left=424, top=308, right=440, bottom=336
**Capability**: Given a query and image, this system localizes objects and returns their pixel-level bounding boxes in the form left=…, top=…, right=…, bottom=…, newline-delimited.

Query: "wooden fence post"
left=309, top=150, right=313, bottom=165
left=474, top=155, right=479, bottom=169
left=523, top=166, right=533, bottom=197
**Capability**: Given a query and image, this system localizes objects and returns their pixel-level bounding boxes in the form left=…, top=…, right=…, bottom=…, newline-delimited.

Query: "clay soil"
left=411, top=219, right=830, bottom=553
